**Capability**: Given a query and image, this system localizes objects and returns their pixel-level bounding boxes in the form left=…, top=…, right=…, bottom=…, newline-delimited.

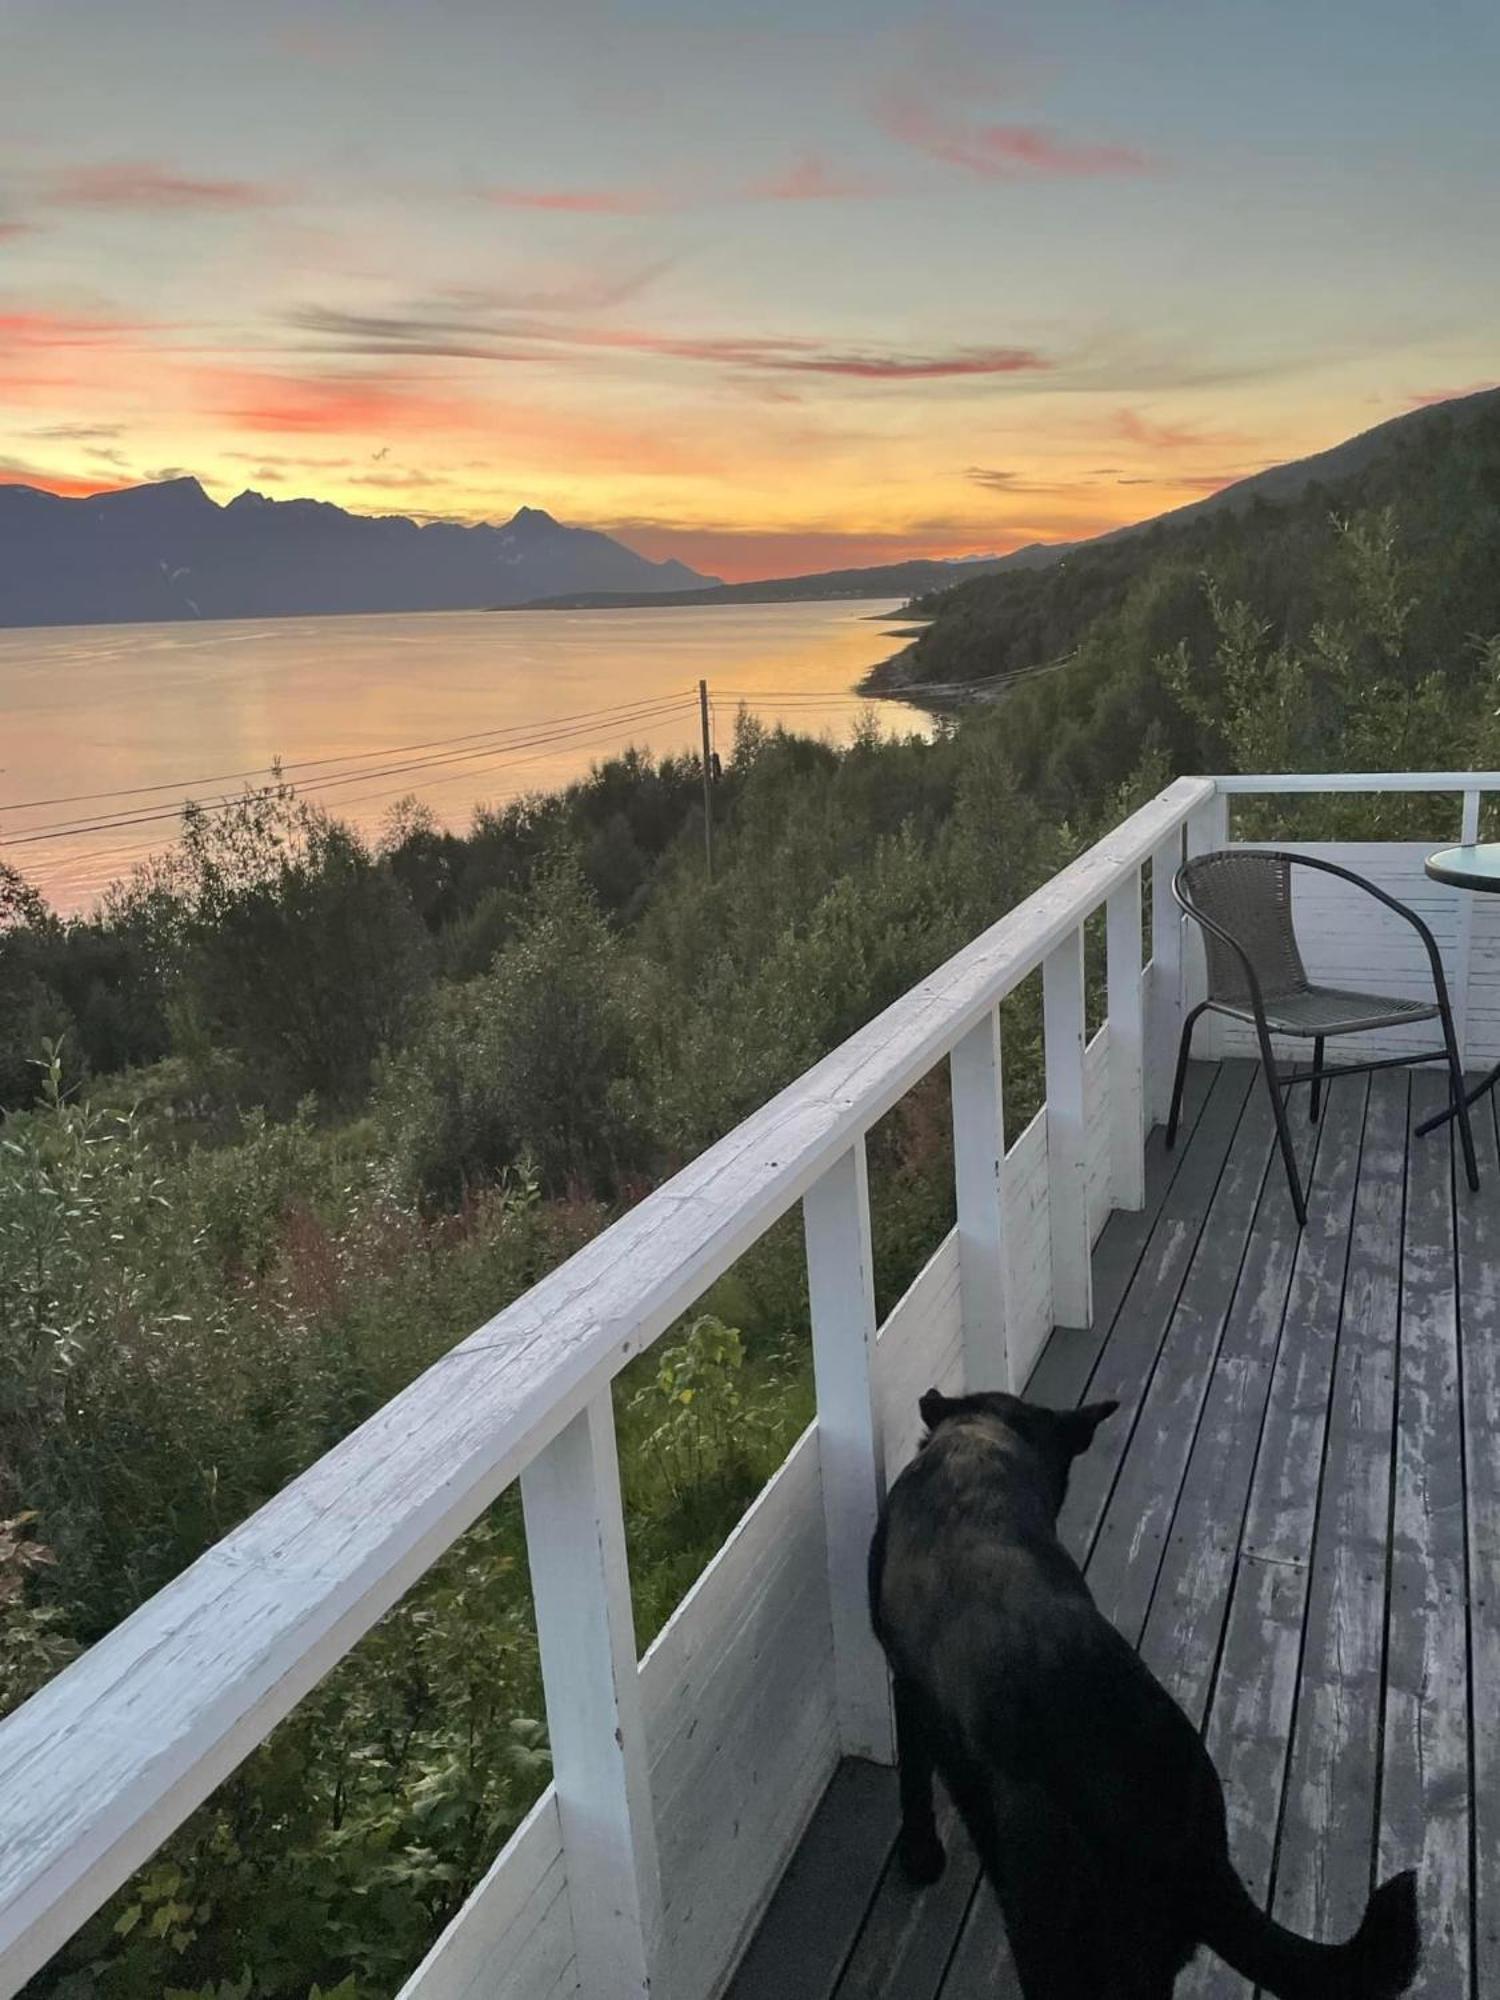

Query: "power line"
left=2, top=697, right=692, bottom=845
left=0, top=690, right=698, bottom=816
left=32, top=712, right=701, bottom=886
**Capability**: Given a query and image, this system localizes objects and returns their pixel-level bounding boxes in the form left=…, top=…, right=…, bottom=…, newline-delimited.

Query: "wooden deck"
left=727, top=1056, right=1496, bottom=2000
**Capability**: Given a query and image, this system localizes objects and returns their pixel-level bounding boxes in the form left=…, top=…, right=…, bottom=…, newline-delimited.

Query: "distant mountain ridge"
left=0, top=479, right=718, bottom=628
left=507, top=545, right=1067, bottom=611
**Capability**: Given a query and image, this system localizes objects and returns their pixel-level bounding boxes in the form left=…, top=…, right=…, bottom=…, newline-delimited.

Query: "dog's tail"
left=1199, top=1864, right=1419, bottom=1999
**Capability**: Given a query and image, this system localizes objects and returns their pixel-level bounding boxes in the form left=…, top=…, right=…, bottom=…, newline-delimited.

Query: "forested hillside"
left=879, top=389, right=1500, bottom=760
left=4, top=425, right=1500, bottom=1996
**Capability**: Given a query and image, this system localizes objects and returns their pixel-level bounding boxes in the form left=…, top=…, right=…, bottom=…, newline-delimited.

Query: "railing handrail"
left=0, top=773, right=1214, bottom=1985
left=1213, top=770, right=1500, bottom=794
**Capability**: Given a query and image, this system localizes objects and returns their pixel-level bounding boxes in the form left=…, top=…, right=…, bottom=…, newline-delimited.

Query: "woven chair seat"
left=1209, top=986, right=1440, bottom=1038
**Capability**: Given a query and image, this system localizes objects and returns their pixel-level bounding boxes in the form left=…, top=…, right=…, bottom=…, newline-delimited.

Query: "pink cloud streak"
left=879, top=89, right=1154, bottom=180
left=47, top=161, right=284, bottom=209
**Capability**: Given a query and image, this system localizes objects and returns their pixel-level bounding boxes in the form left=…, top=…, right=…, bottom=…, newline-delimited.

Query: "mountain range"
left=512, top=390, right=1500, bottom=612
left=0, top=479, right=717, bottom=628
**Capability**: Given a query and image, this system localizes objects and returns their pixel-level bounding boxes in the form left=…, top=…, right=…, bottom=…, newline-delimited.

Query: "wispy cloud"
left=27, top=421, right=127, bottom=441
left=0, top=221, right=33, bottom=244
left=286, top=300, right=1052, bottom=382
left=745, top=154, right=879, bottom=201
left=207, top=368, right=492, bottom=435
left=877, top=85, right=1154, bottom=181
left=0, top=308, right=138, bottom=347
left=1111, top=408, right=1247, bottom=452
left=46, top=161, right=285, bottom=210
left=485, top=185, right=669, bottom=215
left=484, top=153, right=879, bottom=215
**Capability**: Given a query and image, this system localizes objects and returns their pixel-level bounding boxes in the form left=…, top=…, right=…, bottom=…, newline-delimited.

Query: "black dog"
left=867, top=1389, right=1419, bottom=1999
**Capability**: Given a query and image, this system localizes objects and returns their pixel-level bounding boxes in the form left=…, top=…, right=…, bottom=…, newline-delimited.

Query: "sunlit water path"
left=0, top=599, right=915, bottom=914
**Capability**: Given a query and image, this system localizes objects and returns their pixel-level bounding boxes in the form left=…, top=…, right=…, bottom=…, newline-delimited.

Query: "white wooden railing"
left=3, top=771, right=1495, bottom=2000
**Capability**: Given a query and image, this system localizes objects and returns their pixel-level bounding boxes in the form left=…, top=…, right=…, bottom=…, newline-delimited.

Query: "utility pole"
left=698, top=678, right=714, bottom=883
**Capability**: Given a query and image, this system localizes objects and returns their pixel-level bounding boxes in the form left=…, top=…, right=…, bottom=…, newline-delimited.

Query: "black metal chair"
left=1167, top=849, right=1478, bottom=1227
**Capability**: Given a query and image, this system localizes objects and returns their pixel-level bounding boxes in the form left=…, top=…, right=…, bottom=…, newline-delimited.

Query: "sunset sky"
left=2, top=0, right=1496, bottom=581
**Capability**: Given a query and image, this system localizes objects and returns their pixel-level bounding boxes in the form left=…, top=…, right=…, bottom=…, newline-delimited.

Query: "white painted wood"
left=1453, top=789, right=1481, bottom=1061
left=410, top=1206, right=958, bottom=2000
left=1084, top=1024, right=1113, bottom=1245
left=521, top=1395, right=662, bottom=2000
left=1213, top=772, right=1500, bottom=793
left=1147, top=826, right=1185, bottom=1125
left=640, top=1425, right=836, bottom=2000
left=1106, top=874, right=1146, bottom=1209
left=1004, top=1107, right=1054, bottom=1384
left=875, top=1229, right=963, bottom=1471
left=1183, top=791, right=1229, bottom=1054
left=0, top=776, right=1215, bottom=1989
left=950, top=1007, right=1011, bottom=1389
left=400, top=1792, right=575, bottom=2000
left=1043, top=928, right=1093, bottom=1330
left=803, top=1142, right=894, bottom=1764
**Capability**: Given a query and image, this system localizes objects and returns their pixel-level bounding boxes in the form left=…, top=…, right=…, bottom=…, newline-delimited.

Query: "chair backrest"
left=1176, top=850, right=1309, bottom=1006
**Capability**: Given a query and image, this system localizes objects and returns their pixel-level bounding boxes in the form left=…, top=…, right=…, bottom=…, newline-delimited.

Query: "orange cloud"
left=878, top=88, right=1154, bottom=179
left=0, top=309, right=138, bottom=347
left=205, top=368, right=493, bottom=435
left=47, top=161, right=284, bottom=209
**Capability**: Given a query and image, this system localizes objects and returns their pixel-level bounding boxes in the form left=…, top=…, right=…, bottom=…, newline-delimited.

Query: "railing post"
left=804, top=1141, right=895, bottom=1764
left=1043, top=927, right=1093, bottom=1330
left=1147, top=825, right=1185, bottom=1124
left=950, top=1006, right=1012, bottom=1389
left=1183, top=791, right=1229, bottom=1054
left=1454, top=787, right=1481, bottom=1062
left=1106, top=870, right=1146, bottom=1211
left=521, top=1393, right=662, bottom=2000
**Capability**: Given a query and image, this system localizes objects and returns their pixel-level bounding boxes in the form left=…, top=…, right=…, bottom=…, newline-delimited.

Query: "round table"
left=1425, top=843, right=1500, bottom=892
left=1419, top=843, right=1500, bottom=1133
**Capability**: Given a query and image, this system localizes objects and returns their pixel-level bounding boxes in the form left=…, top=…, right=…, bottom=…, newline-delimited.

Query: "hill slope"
left=0, top=481, right=718, bottom=628
left=873, top=386, right=1500, bottom=697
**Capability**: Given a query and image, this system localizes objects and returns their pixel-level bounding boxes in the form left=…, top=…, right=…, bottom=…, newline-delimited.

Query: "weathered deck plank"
left=723, top=1760, right=899, bottom=2000
left=1180, top=1072, right=1369, bottom=2000
left=1082, top=1074, right=1278, bottom=1639
left=1271, top=1070, right=1406, bottom=1950
left=1057, top=1061, right=1257, bottom=1553
left=1458, top=1093, right=1500, bottom=2000
left=1380, top=1070, right=1471, bottom=1999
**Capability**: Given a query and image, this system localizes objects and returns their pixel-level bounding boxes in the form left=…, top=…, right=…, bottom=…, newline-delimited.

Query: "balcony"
left=1, top=773, right=1495, bottom=2000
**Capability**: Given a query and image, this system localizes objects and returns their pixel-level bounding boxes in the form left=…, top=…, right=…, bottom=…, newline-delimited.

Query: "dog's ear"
left=1061, top=1399, right=1119, bottom=1456
left=919, top=1388, right=957, bottom=1432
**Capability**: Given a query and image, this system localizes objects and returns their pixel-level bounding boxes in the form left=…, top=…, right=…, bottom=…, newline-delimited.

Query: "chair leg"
left=1310, top=1036, right=1325, bottom=1125
left=1166, top=1004, right=1209, bottom=1150
left=1253, top=1017, right=1307, bottom=1228
left=1436, top=992, right=1480, bottom=1193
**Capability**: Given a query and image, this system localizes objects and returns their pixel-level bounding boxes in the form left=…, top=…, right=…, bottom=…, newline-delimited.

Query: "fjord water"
left=0, top=598, right=913, bottom=915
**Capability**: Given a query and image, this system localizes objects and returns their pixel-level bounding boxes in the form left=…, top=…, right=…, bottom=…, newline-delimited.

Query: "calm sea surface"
left=0, top=599, right=917, bottom=915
